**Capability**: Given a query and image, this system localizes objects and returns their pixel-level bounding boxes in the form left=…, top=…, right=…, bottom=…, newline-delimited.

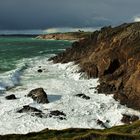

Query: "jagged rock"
left=121, top=114, right=139, bottom=124
left=17, top=105, right=42, bottom=113
left=5, top=94, right=16, bottom=100
left=96, top=82, right=116, bottom=94
left=79, top=63, right=98, bottom=78
left=49, top=110, right=66, bottom=120
left=17, top=105, right=45, bottom=118
left=49, top=22, right=140, bottom=110
left=17, top=106, right=66, bottom=120
left=27, top=88, right=49, bottom=104
left=38, top=69, right=43, bottom=73
left=75, top=93, right=90, bottom=100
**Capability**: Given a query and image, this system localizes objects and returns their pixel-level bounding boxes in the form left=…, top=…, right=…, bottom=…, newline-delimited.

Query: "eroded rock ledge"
left=49, top=22, right=140, bottom=110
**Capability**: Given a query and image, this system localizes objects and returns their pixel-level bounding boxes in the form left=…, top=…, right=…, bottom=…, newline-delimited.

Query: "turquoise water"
left=0, top=37, right=71, bottom=90
left=0, top=37, right=71, bottom=73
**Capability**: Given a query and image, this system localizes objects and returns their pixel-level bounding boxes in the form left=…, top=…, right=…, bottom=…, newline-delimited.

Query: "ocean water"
left=0, top=37, right=140, bottom=134
left=0, top=37, right=71, bottom=91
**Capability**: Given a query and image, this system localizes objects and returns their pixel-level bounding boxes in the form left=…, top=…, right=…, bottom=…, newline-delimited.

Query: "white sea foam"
left=0, top=63, right=27, bottom=91
left=0, top=57, right=140, bottom=134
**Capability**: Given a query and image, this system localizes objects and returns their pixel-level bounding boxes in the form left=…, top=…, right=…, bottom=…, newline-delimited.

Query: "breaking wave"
left=0, top=63, right=28, bottom=92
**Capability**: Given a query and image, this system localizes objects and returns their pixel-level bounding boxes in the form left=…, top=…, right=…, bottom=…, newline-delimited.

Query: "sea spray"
left=0, top=63, right=28, bottom=91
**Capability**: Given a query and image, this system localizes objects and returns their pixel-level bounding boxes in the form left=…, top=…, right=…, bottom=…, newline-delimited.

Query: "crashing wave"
left=0, top=63, right=28, bottom=92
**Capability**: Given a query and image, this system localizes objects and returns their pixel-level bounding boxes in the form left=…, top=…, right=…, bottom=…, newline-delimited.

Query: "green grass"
left=1, top=121, right=140, bottom=140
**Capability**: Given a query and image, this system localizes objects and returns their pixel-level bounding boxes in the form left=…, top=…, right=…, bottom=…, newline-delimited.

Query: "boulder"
left=17, top=105, right=42, bottom=113
left=38, top=69, right=43, bottom=73
left=27, top=88, right=49, bottom=104
left=17, top=105, right=44, bottom=118
left=5, top=94, right=16, bottom=100
left=17, top=106, right=66, bottom=120
left=49, top=110, right=66, bottom=120
left=121, top=114, right=139, bottom=124
left=75, top=93, right=90, bottom=100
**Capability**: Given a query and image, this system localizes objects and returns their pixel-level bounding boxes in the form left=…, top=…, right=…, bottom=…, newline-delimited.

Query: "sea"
left=0, top=36, right=71, bottom=91
left=0, top=36, right=140, bottom=134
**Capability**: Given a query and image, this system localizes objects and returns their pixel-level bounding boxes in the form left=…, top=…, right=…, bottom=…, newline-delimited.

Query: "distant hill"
left=36, top=32, right=93, bottom=41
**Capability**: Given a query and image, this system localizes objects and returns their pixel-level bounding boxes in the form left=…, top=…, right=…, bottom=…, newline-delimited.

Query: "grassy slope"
left=1, top=121, right=140, bottom=140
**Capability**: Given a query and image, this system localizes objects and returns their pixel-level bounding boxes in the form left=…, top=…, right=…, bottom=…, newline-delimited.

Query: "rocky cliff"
left=50, top=22, right=140, bottom=110
left=36, top=32, right=91, bottom=40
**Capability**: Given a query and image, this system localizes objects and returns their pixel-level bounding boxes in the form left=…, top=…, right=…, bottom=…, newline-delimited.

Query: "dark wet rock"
left=31, top=112, right=45, bottom=118
left=5, top=94, right=16, bottom=100
left=89, top=87, right=95, bottom=89
left=27, top=88, right=49, bottom=104
left=17, top=106, right=66, bottom=120
left=17, top=105, right=42, bottom=113
left=96, top=83, right=116, bottom=94
left=121, top=114, right=139, bottom=124
left=75, top=93, right=90, bottom=100
left=17, top=105, right=45, bottom=118
left=38, top=69, right=43, bottom=73
left=49, top=110, right=66, bottom=120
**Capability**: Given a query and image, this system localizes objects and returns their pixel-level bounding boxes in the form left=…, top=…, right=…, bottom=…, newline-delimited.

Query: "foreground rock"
left=75, top=93, right=90, bottom=100
left=121, top=114, right=139, bottom=124
left=50, top=22, right=140, bottom=110
left=17, top=105, right=45, bottom=118
left=49, top=110, right=66, bottom=120
left=38, top=69, right=43, bottom=73
left=27, top=88, right=49, bottom=104
left=17, top=105, right=42, bottom=113
left=17, top=105, right=66, bottom=119
left=5, top=94, right=16, bottom=100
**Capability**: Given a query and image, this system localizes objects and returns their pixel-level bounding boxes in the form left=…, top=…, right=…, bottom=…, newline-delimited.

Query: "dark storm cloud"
left=0, top=0, right=140, bottom=29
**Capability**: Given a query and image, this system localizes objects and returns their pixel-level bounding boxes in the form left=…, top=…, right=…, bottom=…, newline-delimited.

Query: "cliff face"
left=37, top=32, right=91, bottom=40
left=50, top=22, right=140, bottom=110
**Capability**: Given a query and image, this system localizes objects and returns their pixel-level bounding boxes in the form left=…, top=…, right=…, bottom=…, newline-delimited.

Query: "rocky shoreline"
left=36, top=32, right=92, bottom=41
left=1, top=22, right=140, bottom=140
left=50, top=22, right=140, bottom=110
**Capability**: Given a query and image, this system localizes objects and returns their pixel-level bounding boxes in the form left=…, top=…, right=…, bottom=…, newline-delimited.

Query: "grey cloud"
left=0, top=0, right=140, bottom=29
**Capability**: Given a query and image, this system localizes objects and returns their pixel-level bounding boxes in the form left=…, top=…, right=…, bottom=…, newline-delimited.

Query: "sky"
left=0, top=0, right=140, bottom=31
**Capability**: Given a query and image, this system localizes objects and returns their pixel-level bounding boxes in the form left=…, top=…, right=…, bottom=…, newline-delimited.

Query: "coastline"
left=49, top=22, right=140, bottom=110
left=36, top=32, right=92, bottom=41
left=1, top=22, right=140, bottom=139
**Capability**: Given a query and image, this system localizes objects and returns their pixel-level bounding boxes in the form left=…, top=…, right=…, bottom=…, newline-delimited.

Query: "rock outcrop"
left=17, top=105, right=66, bottom=119
left=17, top=105, right=45, bottom=118
left=36, top=32, right=91, bottom=41
left=17, top=105, right=42, bottom=113
left=49, top=110, right=66, bottom=120
left=5, top=94, right=17, bottom=100
left=75, top=93, right=90, bottom=100
left=50, top=22, right=140, bottom=110
left=121, top=114, right=139, bottom=124
left=27, top=88, right=49, bottom=104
